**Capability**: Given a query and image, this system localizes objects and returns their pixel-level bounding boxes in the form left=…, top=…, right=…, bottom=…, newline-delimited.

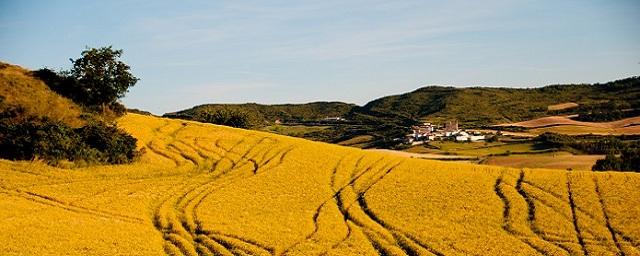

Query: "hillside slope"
left=0, top=62, right=84, bottom=127
left=1, top=113, right=639, bottom=255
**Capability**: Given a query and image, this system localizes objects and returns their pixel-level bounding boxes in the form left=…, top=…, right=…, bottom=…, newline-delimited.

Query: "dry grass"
left=498, top=115, right=640, bottom=130
left=495, top=115, right=640, bottom=135
left=529, top=125, right=640, bottom=135
left=548, top=102, right=579, bottom=111
left=0, top=62, right=84, bottom=127
left=0, top=113, right=639, bottom=255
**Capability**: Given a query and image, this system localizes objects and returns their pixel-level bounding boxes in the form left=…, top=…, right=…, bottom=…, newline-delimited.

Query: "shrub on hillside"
left=196, top=109, right=252, bottom=128
left=78, top=122, right=138, bottom=164
left=0, top=112, right=138, bottom=166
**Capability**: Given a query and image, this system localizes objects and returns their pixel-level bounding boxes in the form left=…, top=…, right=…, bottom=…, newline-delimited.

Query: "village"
left=403, top=120, right=487, bottom=145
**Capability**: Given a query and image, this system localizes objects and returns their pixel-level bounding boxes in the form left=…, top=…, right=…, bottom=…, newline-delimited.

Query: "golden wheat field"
left=1, top=113, right=639, bottom=256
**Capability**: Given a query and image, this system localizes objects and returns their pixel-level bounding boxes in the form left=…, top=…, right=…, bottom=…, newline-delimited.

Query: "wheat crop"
left=0, top=113, right=638, bottom=255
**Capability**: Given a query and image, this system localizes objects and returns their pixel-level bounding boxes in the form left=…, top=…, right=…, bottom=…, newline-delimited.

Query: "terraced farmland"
left=1, top=113, right=639, bottom=255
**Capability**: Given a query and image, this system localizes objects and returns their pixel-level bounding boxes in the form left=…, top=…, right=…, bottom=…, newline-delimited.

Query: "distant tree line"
left=195, top=109, right=252, bottom=128
left=535, top=132, right=640, bottom=172
left=593, top=149, right=640, bottom=172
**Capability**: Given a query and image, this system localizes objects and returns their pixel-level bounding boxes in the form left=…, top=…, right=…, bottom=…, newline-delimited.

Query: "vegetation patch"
left=0, top=47, right=140, bottom=166
left=0, top=106, right=138, bottom=166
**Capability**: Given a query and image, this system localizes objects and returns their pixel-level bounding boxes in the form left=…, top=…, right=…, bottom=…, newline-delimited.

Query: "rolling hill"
left=357, top=77, right=640, bottom=127
left=1, top=113, right=639, bottom=255
left=165, top=102, right=357, bottom=124
left=0, top=62, right=84, bottom=127
left=169, top=77, right=640, bottom=128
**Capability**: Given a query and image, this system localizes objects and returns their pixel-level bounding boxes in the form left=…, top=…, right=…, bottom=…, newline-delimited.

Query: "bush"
left=78, top=122, right=138, bottom=164
left=593, top=149, right=640, bottom=172
left=196, top=109, right=251, bottom=128
left=0, top=115, right=138, bottom=166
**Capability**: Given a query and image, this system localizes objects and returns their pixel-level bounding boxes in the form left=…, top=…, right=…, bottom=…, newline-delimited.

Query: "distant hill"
left=169, top=77, right=640, bottom=128
left=357, top=77, right=640, bottom=127
left=165, top=101, right=357, bottom=124
left=165, top=77, right=640, bottom=147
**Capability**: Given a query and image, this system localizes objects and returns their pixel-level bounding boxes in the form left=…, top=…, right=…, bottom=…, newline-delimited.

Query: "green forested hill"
left=165, top=77, right=639, bottom=147
left=356, top=77, right=640, bottom=127
left=165, top=101, right=357, bottom=124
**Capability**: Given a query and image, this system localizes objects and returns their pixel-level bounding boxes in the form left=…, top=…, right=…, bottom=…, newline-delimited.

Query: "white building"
left=455, top=134, right=485, bottom=142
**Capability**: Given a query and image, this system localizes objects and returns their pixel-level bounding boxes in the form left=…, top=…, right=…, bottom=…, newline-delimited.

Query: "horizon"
left=167, top=75, right=639, bottom=111
left=1, top=1, right=639, bottom=114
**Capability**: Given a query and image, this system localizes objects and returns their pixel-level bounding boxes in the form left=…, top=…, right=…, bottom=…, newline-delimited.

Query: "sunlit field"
left=1, top=113, right=639, bottom=255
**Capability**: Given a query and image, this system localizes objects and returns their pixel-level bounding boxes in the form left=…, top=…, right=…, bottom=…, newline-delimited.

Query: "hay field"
left=547, top=103, right=579, bottom=111
left=496, top=116, right=640, bottom=135
left=1, top=113, right=639, bottom=255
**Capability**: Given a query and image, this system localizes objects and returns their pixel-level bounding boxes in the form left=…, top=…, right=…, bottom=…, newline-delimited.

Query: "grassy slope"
left=0, top=113, right=639, bottom=255
left=0, top=62, right=84, bottom=127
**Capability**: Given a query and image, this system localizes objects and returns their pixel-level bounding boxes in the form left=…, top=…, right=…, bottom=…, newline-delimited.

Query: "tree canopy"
left=67, top=46, right=138, bottom=106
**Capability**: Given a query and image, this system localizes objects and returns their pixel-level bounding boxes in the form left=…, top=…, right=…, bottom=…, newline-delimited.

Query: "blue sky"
left=1, top=1, right=639, bottom=114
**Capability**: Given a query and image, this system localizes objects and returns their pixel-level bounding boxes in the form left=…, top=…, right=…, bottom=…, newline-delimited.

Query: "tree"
left=68, top=46, right=138, bottom=106
left=197, top=109, right=252, bottom=128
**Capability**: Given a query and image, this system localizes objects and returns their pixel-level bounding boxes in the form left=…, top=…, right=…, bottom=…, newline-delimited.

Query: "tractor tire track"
left=211, top=138, right=248, bottom=173
left=167, top=144, right=200, bottom=166
left=206, top=231, right=275, bottom=255
left=355, top=161, right=445, bottom=256
left=333, top=158, right=427, bottom=255
left=146, top=141, right=183, bottom=166
left=522, top=175, right=640, bottom=251
left=566, top=174, right=589, bottom=256
left=280, top=155, right=353, bottom=255
left=593, top=176, right=627, bottom=256
left=493, top=173, right=557, bottom=256
left=314, top=156, right=429, bottom=256
left=145, top=121, right=186, bottom=166
left=0, top=186, right=144, bottom=224
left=515, top=171, right=574, bottom=255
left=293, top=154, right=377, bottom=255
left=522, top=188, right=604, bottom=241
left=153, top=137, right=289, bottom=255
left=331, top=156, right=386, bottom=250
left=189, top=144, right=293, bottom=254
